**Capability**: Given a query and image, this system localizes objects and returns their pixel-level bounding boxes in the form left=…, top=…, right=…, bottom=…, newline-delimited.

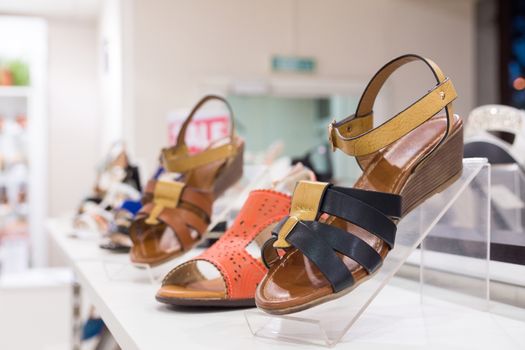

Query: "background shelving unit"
left=0, top=16, right=48, bottom=271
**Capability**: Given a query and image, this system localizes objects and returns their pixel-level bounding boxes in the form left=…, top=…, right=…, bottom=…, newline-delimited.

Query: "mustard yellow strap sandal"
left=255, top=54, right=464, bottom=315
left=130, top=95, right=244, bottom=266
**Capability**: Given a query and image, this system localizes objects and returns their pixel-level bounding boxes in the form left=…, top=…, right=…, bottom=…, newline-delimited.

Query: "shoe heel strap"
left=329, top=54, right=457, bottom=157
left=161, top=95, right=238, bottom=172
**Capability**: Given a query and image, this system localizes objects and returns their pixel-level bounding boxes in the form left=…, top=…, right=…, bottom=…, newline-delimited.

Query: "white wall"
left=48, top=19, right=100, bottom=216
left=98, top=0, right=125, bottom=152
left=127, top=0, right=476, bottom=172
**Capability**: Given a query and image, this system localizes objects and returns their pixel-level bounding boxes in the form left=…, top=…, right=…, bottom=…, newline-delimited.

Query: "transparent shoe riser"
left=425, top=162, right=525, bottom=320
left=245, top=158, right=490, bottom=347
left=98, top=164, right=274, bottom=284
left=485, top=164, right=525, bottom=319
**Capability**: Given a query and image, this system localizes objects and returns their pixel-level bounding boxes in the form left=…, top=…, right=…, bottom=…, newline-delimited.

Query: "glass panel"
left=420, top=161, right=490, bottom=310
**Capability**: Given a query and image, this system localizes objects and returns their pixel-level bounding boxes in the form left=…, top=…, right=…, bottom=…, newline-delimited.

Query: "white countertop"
left=48, top=217, right=525, bottom=350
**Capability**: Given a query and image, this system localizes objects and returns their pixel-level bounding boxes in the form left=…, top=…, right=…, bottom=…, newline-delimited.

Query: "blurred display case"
left=0, top=17, right=47, bottom=273
left=0, top=91, right=29, bottom=273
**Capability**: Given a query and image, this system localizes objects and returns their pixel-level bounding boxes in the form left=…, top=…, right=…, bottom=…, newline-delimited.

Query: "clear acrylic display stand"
left=100, top=258, right=168, bottom=284
left=245, top=158, right=490, bottom=347
left=485, top=164, right=525, bottom=319
left=419, top=159, right=490, bottom=310
left=488, top=164, right=525, bottom=255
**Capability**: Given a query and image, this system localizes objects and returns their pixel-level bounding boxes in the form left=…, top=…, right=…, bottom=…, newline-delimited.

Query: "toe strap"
left=262, top=220, right=383, bottom=292
left=131, top=180, right=213, bottom=251
left=261, top=181, right=401, bottom=293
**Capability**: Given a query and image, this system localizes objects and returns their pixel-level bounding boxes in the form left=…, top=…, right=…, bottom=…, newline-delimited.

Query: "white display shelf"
left=48, top=217, right=525, bottom=350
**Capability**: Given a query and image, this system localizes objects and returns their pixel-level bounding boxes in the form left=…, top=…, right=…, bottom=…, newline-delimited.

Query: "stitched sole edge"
left=156, top=295, right=255, bottom=308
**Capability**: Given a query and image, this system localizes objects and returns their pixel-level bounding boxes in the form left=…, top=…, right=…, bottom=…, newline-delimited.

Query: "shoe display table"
left=48, top=217, right=525, bottom=350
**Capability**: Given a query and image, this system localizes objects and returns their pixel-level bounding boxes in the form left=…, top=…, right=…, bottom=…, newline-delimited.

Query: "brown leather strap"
left=329, top=54, right=457, bottom=157
left=179, top=189, right=213, bottom=221
left=157, top=208, right=195, bottom=251
left=162, top=95, right=237, bottom=173
left=137, top=183, right=213, bottom=251
left=144, top=179, right=156, bottom=195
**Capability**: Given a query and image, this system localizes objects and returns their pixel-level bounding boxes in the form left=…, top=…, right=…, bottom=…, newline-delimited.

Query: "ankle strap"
left=329, top=54, right=457, bottom=157
left=162, top=95, right=238, bottom=173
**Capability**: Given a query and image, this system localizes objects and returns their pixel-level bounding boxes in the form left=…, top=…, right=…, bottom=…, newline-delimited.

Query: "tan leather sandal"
left=255, top=54, right=464, bottom=314
left=130, top=95, right=244, bottom=266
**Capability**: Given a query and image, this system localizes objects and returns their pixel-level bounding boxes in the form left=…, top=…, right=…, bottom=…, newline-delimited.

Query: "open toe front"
left=156, top=261, right=228, bottom=304
left=156, top=189, right=292, bottom=307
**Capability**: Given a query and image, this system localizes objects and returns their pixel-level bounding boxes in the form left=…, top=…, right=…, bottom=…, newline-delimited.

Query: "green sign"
left=272, top=56, right=316, bottom=73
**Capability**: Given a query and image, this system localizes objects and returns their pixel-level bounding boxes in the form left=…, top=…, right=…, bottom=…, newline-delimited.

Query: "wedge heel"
left=212, top=142, right=244, bottom=198
left=400, top=125, right=464, bottom=216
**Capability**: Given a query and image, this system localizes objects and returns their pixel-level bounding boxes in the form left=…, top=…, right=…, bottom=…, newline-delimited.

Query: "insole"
left=328, top=115, right=455, bottom=274
left=160, top=278, right=226, bottom=299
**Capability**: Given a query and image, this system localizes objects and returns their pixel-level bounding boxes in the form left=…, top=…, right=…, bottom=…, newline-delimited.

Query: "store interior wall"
left=98, top=0, right=124, bottom=153
left=127, top=0, right=476, bottom=173
left=48, top=18, right=100, bottom=216
left=476, top=0, right=499, bottom=106
left=0, top=0, right=478, bottom=254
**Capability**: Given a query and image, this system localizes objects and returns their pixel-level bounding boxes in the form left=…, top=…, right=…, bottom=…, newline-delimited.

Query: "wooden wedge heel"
left=400, top=123, right=463, bottom=216
left=255, top=54, right=464, bottom=315
left=129, top=95, right=244, bottom=266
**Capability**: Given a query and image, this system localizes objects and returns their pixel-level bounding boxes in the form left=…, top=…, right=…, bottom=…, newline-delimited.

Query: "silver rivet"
left=439, top=91, right=446, bottom=100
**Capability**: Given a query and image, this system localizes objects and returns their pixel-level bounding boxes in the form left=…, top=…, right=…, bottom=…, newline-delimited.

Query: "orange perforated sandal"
left=129, top=95, right=244, bottom=266
left=156, top=165, right=314, bottom=307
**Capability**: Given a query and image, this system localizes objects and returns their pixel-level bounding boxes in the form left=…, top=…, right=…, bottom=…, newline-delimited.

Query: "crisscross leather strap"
left=329, top=54, right=457, bottom=159
left=135, top=179, right=213, bottom=251
left=161, top=95, right=238, bottom=173
left=262, top=180, right=401, bottom=292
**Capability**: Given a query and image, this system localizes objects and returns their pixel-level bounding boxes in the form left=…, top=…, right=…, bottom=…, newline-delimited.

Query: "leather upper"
left=329, top=54, right=457, bottom=159
left=162, top=189, right=291, bottom=300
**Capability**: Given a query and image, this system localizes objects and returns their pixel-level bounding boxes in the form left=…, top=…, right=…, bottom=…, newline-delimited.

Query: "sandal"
left=74, top=183, right=142, bottom=237
left=79, top=143, right=141, bottom=213
left=100, top=200, right=142, bottom=253
left=255, top=54, right=464, bottom=314
left=156, top=164, right=315, bottom=307
left=130, top=95, right=244, bottom=266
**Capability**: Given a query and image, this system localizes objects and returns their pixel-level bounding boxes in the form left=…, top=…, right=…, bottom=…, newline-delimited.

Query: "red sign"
left=168, top=112, right=230, bottom=153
